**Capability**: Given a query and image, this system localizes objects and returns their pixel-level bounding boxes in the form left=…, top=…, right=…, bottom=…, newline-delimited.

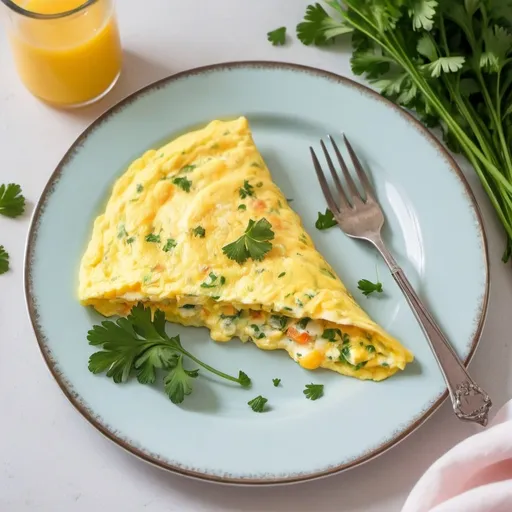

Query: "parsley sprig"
left=88, top=304, right=251, bottom=404
left=0, top=183, right=25, bottom=218
left=222, top=218, right=274, bottom=264
left=248, top=395, right=268, bottom=412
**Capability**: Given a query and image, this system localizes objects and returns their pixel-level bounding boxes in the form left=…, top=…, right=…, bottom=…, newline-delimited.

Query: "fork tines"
left=310, top=135, right=375, bottom=212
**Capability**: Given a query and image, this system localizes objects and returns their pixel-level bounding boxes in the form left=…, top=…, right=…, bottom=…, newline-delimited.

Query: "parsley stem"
left=178, top=347, right=243, bottom=385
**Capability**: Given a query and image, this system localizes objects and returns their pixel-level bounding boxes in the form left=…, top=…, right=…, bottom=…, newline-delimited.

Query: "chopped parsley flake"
left=320, top=268, right=336, bottom=279
left=322, top=328, right=342, bottom=342
left=238, top=204, right=247, bottom=211
left=181, top=165, right=196, bottom=173
left=117, top=224, right=128, bottom=239
left=145, top=233, right=161, bottom=243
left=192, top=226, right=205, bottom=238
left=270, top=315, right=288, bottom=331
left=272, top=378, right=281, bottom=387
left=248, top=395, right=268, bottom=413
left=278, top=272, right=286, bottom=278
left=172, top=176, right=192, bottom=192
left=163, top=238, right=177, bottom=252
left=239, top=180, right=255, bottom=199
left=297, top=318, right=310, bottom=329
left=303, top=383, right=323, bottom=400
left=366, top=345, right=376, bottom=353
left=316, top=209, right=337, bottom=230
left=136, top=184, right=143, bottom=193
left=126, top=237, right=135, bottom=245
left=200, top=272, right=226, bottom=288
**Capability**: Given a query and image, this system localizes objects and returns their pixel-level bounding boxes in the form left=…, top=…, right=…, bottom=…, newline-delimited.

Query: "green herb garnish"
left=200, top=272, right=226, bottom=288
left=180, top=304, right=196, bottom=309
left=172, top=176, right=192, bottom=192
left=145, top=233, right=161, bottom=243
left=358, top=279, right=383, bottom=297
left=238, top=204, right=247, bottom=211
left=136, top=184, right=143, bottom=193
left=248, top=395, right=268, bottom=412
left=192, top=226, right=205, bottom=238
left=181, top=165, right=196, bottom=173
left=0, top=183, right=25, bottom=218
left=267, top=26, right=287, bottom=46
left=117, top=224, right=128, bottom=239
left=222, top=218, right=275, bottom=264
left=270, top=315, right=288, bottom=331
left=239, top=180, right=255, bottom=199
left=303, top=383, right=324, bottom=400
left=272, top=378, right=281, bottom=387
left=163, top=238, right=177, bottom=252
left=126, top=237, right=135, bottom=245
left=366, top=344, right=376, bottom=353
left=297, top=3, right=352, bottom=46
left=297, top=317, right=310, bottom=329
left=322, top=328, right=342, bottom=342
left=278, top=272, right=286, bottom=278
left=87, top=304, right=251, bottom=404
left=315, top=208, right=337, bottom=230
left=0, top=246, right=9, bottom=274
left=320, top=268, right=336, bottom=279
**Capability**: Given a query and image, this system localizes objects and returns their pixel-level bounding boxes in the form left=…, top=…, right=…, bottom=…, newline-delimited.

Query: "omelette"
left=79, top=117, right=413, bottom=381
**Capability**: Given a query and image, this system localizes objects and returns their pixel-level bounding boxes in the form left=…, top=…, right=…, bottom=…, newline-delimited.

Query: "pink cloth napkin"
left=402, top=400, right=512, bottom=512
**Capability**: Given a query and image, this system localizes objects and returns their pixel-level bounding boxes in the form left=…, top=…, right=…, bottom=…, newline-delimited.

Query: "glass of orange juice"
left=1, top=0, right=122, bottom=107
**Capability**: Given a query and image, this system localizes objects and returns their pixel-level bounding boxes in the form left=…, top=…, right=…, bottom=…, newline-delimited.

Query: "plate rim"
left=24, top=60, right=490, bottom=485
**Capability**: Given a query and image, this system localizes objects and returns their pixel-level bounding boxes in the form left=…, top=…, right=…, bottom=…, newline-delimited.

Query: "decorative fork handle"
left=372, top=237, right=492, bottom=427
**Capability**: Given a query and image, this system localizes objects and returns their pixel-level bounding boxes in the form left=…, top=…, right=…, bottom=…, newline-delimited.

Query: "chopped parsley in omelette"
left=79, top=117, right=413, bottom=381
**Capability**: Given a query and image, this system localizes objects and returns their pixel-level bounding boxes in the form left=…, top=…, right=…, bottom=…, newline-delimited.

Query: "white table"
left=1, top=1, right=511, bottom=510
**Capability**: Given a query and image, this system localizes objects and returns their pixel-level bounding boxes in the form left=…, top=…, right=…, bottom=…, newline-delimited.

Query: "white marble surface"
left=1, top=1, right=512, bottom=510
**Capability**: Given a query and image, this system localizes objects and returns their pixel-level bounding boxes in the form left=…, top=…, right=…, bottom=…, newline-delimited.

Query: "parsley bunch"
left=88, top=304, right=251, bottom=404
left=298, top=1, right=512, bottom=260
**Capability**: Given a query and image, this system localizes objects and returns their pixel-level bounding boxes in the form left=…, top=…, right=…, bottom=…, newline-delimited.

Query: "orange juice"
left=7, top=0, right=122, bottom=106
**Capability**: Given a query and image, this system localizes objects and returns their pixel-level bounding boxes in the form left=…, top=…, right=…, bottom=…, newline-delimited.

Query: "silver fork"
left=311, top=135, right=492, bottom=427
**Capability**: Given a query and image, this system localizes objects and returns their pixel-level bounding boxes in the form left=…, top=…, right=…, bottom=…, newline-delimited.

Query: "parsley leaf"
left=222, top=218, right=274, bottom=264
left=239, top=180, right=255, bottom=199
left=163, top=238, right=177, bottom=252
left=88, top=303, right=251, bottom=404
left=0, top=246, right=9, bottom=274
left=357, top=279, right=383, bottom=297
left=272, top=378, right=281, bottom=387
left=248, top=395, right=268, bottom=412
left=297, top=3, right=352, bottom=46
left=366, top=344, right=376, bottom=353
left=172, top=176, right=192, bottom=192
left=136, top=183, right=144, bottom=193
left=278, top=272, right=286, bottom=278
left=303, top=383, right=324, bottom=400
left=315, top=208, right=337, bottom=230
left=145, top=233, right=161, bottom=243
left=163, top=355, right=199, bottom=404
left=267, top=26, right=287, bottom=46
left=192, top=226, right=205, bottom=238
left=0, top=183, right=25, bottom=218
left=238, top=204, right=247, bottom=211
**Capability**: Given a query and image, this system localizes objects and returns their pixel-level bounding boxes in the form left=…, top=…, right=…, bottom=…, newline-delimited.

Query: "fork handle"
left=372, top=237, right=492, bottom=427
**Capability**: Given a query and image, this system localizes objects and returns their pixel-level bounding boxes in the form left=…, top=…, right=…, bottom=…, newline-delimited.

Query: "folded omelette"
left=79, top=117, right=413, bottom=381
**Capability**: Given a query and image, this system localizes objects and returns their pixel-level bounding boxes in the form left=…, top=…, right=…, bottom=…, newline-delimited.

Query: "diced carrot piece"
left=287, top=326, right=313, bottom=345
left=253, top=199, right=266, bottom=211
left=222, top=305, right=237, bottom=316
left=250, top=310, right=263, bottom=319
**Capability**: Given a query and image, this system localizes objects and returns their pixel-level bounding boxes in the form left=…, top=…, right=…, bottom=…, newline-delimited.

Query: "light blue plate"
left=25, top=62, right=489, bottom=484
